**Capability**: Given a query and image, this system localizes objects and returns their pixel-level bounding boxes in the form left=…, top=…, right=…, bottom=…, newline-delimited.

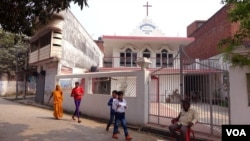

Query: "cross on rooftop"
left=143, top=1, right=152, bottom=16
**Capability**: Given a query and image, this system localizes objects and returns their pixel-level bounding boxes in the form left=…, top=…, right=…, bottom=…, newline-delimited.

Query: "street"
left=0, top=97, right=168, bottom=141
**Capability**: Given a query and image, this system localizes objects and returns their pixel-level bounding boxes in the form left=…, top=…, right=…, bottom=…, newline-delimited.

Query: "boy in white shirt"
left=112, top=91, right=132, bottom=141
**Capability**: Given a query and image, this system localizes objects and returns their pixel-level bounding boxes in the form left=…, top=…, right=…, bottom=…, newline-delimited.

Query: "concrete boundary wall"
left=0, top=81, right=36, bottom=96
left=50, top=70, right=150, bottom=126
left=229, top=66, right=250, bottom=124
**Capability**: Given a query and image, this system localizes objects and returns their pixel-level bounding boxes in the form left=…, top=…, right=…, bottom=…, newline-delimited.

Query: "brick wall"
left=187, top=20, right=206, bottom=37
left=184, top=4, right=240, bottom=60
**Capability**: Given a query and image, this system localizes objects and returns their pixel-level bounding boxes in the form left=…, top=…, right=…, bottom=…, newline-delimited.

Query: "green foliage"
left=231, top=54, right=250, bottom=66
left=0, top=29, right=15, bottom=47
left=0, top=0, right=88, bottom=36
left=0, top=29, right=28, bottom=76
left=219, top=0, right=250, bottom=66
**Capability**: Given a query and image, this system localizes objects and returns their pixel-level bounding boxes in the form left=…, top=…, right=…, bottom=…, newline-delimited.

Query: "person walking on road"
left=48, top=84, right=64, bottom=120
left=71, top=81, right=84, bottom=123
left=106, top=90, right=118, bottom=131
left=112, top=91, right=132, bottom=141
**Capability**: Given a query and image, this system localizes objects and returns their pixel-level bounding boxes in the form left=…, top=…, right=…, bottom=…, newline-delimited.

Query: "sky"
left=69, top=0, right=225, bottom=40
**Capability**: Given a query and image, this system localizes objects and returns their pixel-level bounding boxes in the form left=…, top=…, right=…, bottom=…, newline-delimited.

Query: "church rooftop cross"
left=143, top=1, right=152, bottom=16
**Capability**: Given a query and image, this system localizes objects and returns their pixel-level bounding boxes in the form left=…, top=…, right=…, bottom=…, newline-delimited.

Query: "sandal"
left=72, top=116, right=76, bottom=120
left=78, top=120, right=82, bottom=123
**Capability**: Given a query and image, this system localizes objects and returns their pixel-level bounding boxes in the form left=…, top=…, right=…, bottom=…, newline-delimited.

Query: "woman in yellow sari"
left=48, top=84, right=64, bottom=120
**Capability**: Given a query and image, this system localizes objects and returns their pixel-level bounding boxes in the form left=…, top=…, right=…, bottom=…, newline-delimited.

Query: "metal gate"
left=148, top=46, right=230, bottom=136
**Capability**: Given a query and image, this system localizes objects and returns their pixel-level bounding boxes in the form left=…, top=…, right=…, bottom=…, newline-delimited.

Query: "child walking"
left=112, top=91, right=132, bottom=141
left=106, top=90, right=118, bottom=131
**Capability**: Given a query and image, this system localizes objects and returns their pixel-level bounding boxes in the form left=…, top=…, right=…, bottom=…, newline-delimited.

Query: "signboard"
left=61, top=65, right=73, bottom=74
left=139, top=23, right=156, bottom=34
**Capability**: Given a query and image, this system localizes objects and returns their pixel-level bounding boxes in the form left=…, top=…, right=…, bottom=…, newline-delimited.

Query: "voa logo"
left=226, top=129, right=246, bottom=136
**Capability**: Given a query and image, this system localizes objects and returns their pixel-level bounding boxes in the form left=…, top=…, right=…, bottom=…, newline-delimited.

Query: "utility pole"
left=23, top=48, right=28, bottom=99
left=15, top=46, right=19, bottom=99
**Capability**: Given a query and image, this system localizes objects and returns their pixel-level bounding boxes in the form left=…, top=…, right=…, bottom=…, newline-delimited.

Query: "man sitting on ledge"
left=169, top=100, right=198, bottom=141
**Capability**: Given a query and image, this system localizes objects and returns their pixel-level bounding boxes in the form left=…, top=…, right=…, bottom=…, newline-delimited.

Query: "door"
left=35, top=71, right=46, bottom=103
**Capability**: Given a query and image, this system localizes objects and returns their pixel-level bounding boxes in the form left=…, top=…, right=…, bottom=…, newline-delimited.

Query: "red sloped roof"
left=102, top=35, right=194, bottom=41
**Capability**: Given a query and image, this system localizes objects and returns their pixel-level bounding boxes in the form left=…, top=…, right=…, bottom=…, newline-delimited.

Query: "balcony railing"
left=103, top=57, right=228, bottom=71
left=103, top=57, right=176, bottom=69
left=29, top=45, right=62, bottom=64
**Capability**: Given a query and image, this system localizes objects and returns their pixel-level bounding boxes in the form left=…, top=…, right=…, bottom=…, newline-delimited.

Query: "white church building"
left=98, top=15, right=194, bottom=102
left=101, top=16, right=194, bottom=70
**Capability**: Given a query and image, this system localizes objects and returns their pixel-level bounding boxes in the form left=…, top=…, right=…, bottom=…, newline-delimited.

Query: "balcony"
left=29, top=30, right=63, bottom=64
left=29, top=44, right=62, bottom=64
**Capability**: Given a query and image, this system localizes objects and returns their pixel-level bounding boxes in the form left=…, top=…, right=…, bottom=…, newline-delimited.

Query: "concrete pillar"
left=85, top=77, right=93, bottom=94
left=136, top=69, right=150, bottom=124
left=195, top=58, right=200, bottom=69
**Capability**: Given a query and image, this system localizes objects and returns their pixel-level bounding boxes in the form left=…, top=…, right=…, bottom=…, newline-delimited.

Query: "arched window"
left=143, top=49, right=150, bottom=58
left=156, top=49, right=173, bottom=67
left=120, top=48, right=137, bottom=67
left=162, top=49, right=168, bottom=66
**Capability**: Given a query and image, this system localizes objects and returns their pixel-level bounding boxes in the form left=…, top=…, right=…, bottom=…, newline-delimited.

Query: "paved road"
left=0, top=97, right=168, bottom=141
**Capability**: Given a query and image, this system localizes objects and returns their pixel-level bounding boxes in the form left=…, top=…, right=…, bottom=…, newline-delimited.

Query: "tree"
left=0, top=29, right=29, bottom=77
left=219, top=0, right=250, bottom=66
left=0, top=0, right=88, bottom=36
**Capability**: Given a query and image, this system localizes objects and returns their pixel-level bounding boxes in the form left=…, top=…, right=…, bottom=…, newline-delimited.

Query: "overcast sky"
left=69, top=0, right=225, bottom=40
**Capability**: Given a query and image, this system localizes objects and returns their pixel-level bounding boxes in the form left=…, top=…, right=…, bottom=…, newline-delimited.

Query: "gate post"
left=136, top=69, right=150, bottom=125
left=136, top=58, right=151, bottom=125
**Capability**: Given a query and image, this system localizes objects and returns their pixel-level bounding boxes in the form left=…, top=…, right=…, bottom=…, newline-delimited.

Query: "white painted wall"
left=113, top=48, right=120, bottom=67
left=53, top=70, right=150, bottom=126
left=61, top=10, right=103, bottom=69
left=129, top=16, right=165, bottom=37
left=110, top=44, right=180, bottom=69
left=229, top=66, right=250, bottom=124
left=44, top=63, right=58, bottom=98
left=0, top=81, right=17, bottom=95
left=61, top=90, right=141, bottom=124
left=0, top=81, right=8, bottom=95
left=0, top=81, right=36, bottom=96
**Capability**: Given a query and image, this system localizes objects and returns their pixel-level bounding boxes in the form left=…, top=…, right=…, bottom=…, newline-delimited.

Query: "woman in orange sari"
left=48, top=84, right=64, bottom=120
